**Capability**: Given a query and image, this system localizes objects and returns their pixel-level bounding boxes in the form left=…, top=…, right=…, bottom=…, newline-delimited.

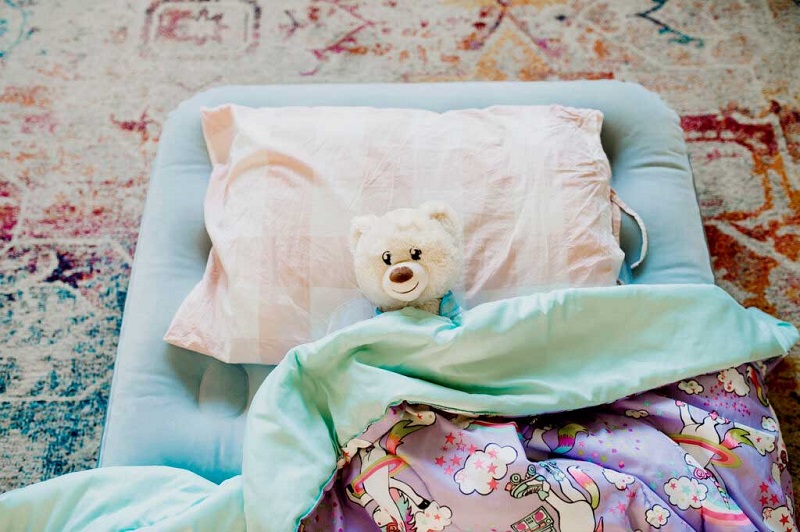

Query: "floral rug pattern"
left=1, top=0, right=798, bottom=502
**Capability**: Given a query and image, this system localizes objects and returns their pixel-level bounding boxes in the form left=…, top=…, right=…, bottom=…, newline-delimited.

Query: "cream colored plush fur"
left=350, top=202, right=462, bottom=314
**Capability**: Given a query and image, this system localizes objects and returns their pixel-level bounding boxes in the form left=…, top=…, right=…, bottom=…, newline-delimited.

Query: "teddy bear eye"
left=382, top=251, right=392, bottom=265
left=410, top=248, right=422, bottom=260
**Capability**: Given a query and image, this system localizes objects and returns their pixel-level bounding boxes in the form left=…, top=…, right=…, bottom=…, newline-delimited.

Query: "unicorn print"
left=506, top=462, right=602, bottom=532
left=345, top=410, right=451, bottom=532
left=672, top=400, right=775, bottom=474
left=523, top=422, right=588, bottom=456
left=673, top=401, right=731, bottom=471
left=670, top=400, right=775, bottom=526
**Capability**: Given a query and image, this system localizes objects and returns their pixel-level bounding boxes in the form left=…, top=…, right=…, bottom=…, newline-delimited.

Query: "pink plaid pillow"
left=164, top=105, right=624, bottom=364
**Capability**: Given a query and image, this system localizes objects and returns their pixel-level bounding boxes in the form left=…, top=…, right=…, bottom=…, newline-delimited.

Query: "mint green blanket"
left=1, top=285, right=796, bottom=531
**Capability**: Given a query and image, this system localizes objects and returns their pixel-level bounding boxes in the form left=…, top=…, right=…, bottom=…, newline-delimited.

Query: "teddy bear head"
left=350, top=201, right=462, bottom=313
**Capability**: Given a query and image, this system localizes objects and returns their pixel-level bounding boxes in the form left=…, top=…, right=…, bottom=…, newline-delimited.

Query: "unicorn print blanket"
left=301, top=374, right=794, bottom=531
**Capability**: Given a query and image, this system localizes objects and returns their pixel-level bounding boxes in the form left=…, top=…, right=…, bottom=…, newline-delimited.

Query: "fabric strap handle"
left=611, top=190, right=648, bottom=270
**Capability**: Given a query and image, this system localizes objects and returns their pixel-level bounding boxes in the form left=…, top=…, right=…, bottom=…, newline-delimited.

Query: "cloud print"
left=717, top=368, right=750, bottom=396
left=664, top=477, right=708, bottom=510
left=678, top=379, right=704, bottom=395
left=761, top=416, right=778, bottom=432
left=744, top=428, right=775, bottom=456
left=646, top=505, right=670, bottom=528
left=603, top=469, right=635, bottom=490
left=762, top=506, right=796, bottom=532
left=453, top=443, right=516, bottom=495
left=414, top=502, right=452, bottom=531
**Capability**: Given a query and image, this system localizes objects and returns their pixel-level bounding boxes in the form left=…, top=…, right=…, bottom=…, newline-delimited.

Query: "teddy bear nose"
left=389, top=266, right=414, bottom=283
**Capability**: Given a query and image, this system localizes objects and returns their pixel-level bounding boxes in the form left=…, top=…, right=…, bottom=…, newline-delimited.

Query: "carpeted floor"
left=0, top=0, right=798, bottom=504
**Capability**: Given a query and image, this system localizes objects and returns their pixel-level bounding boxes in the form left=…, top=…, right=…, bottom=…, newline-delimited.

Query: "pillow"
left=164, top=104, right=624, bottom=364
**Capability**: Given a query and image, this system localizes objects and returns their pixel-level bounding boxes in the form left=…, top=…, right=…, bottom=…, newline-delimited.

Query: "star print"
left=450, top=455, right=462, bottom=466
left=474, top=459, right=484, bottom=470
left=488, top=479, right=498, bottom=490
left=760, top=496, right=769, bottom=505
left=487, top=463, right=498, bottom=474
left=434, top=514, right=441, bottom=521
left=435, top=456, right=445, bottom=466
left=760, top=482, right=769, bottom=493
left=445, top=433, right=455, bottom=444
left=468, top=444, right=479, bottom=454
left=456, top=443, right=467, bottom=452
left=616, top=502, right=626, bottom=513
left=770, top=494, right=780, bottom=505
left=445, top=466, right=453, bottom=475
left=488, top=449, right=497, bottom=458
left=780, top=515, right=790, bottom=525
left=441, top=446, right=448, bottom=452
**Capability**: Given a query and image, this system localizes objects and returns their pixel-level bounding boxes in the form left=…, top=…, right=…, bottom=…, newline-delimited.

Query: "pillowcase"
left=164, top=104, right=624, bottom=364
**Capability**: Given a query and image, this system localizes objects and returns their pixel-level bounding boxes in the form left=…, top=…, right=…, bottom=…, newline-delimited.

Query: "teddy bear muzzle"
left=382, top=262, right=429, bottom=302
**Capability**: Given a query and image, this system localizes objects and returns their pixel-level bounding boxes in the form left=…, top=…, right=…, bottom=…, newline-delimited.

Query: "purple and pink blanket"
left=303, top=361, right=795, bottom=531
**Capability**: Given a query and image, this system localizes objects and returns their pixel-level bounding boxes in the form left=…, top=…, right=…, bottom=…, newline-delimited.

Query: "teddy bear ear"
left=420, top=201, right=461, bottom=239
left=349, top=214, right=378, bottom=253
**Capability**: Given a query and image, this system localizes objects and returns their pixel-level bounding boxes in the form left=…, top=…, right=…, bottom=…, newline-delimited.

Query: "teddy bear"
left=349, top=201, right=462, bottom=316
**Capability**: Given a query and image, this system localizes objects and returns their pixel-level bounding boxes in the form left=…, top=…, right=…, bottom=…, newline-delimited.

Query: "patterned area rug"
left=1, top=0, right=798, bottom=505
